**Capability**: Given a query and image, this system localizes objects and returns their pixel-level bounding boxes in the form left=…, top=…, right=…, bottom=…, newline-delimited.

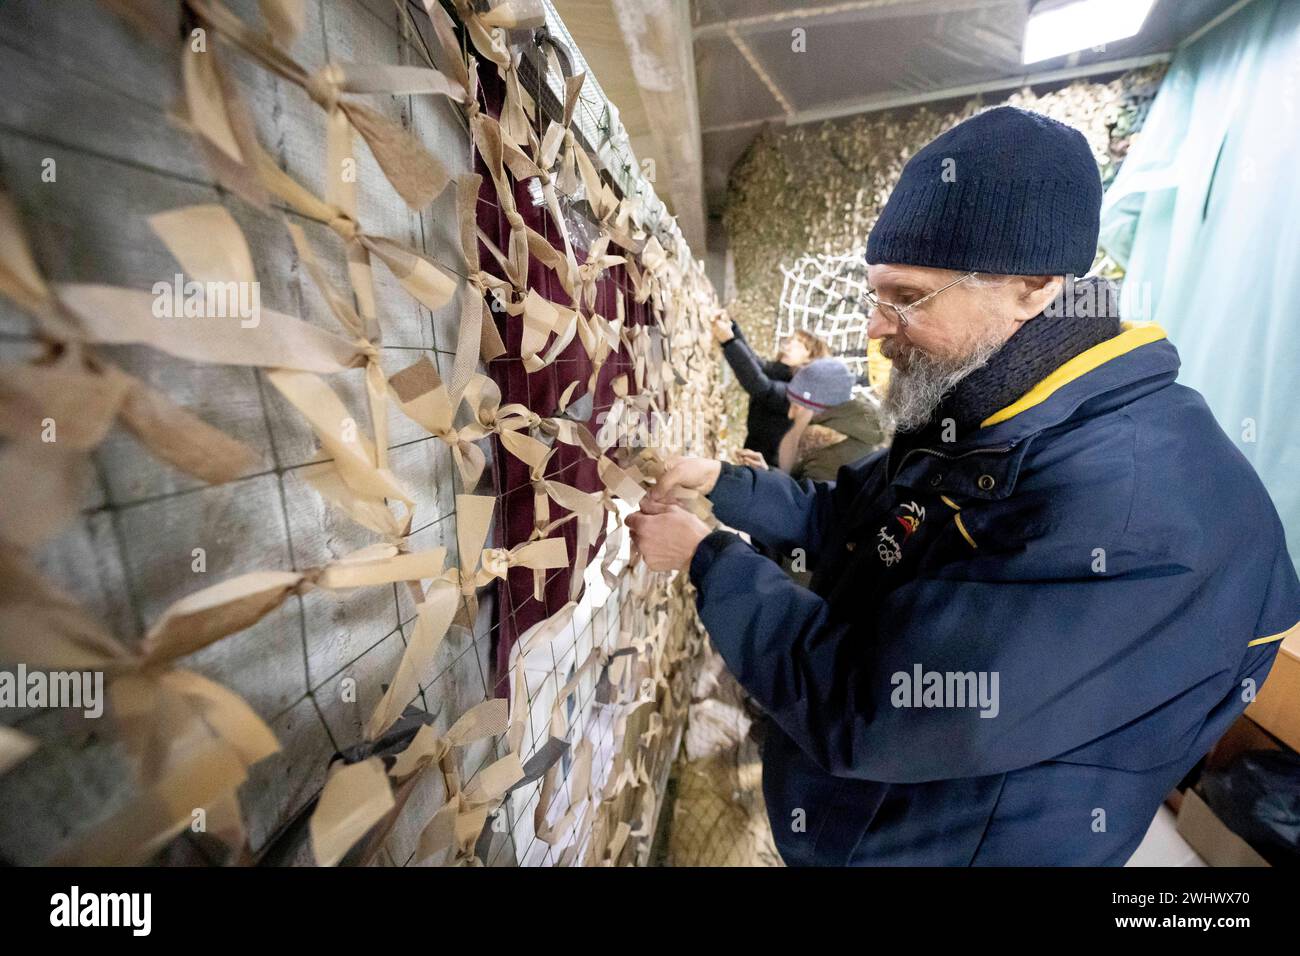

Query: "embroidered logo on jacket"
left=877, top=501, right=925, bottom=565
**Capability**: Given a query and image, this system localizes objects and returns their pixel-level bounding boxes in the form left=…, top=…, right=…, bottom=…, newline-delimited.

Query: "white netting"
left=777, top=249, right=873, bottom=383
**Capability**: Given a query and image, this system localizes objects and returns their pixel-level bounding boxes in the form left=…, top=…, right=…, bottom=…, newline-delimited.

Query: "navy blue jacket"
left=690, top=324, right=1300, bottom=865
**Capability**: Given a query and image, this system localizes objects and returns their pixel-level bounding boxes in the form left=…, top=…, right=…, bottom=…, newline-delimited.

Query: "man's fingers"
left=627, top=510, right=664, bottom=532
left=651, top=469, right=682, bottom=501
left=651, top=457, right=720, bottom=502
left=639, top=497, right=672, bottom=515
left=639, top=501, right=690, bottom=518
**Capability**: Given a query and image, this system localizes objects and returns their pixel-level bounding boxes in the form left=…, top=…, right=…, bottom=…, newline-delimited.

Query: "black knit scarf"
left=891, top=277, right=1122, bottom=453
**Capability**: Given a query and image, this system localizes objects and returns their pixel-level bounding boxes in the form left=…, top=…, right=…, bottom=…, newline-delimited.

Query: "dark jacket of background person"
left=790, top=399, right=884, bottom=482
left=720, top=321, right=792, bottom=467
left=688, top=327, right=1300, bottom=865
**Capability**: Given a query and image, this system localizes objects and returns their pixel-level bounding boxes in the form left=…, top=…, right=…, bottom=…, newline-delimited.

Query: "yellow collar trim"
left=980, top=322, right=1168, bottom=429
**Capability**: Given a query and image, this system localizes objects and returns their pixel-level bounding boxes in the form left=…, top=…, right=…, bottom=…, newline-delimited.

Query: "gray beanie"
left=788, top=358, right=854, bottom=411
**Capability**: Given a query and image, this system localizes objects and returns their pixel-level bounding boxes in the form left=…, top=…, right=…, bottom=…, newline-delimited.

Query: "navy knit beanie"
left=866, top=107, right=1102, bottom=276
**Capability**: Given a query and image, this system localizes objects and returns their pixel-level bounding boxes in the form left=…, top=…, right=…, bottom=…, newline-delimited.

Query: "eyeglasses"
left=861, top=271, right=978, bottom=328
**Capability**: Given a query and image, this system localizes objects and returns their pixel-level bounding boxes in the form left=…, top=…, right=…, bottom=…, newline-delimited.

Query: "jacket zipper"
left=887, top=443, right=1013, bottom=484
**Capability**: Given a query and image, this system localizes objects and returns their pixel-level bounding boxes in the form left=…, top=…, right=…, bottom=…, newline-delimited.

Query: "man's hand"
left=650, top=455, right=723, bottom=504
left=711, top=318, right=734, bottom=344
left=735, top=448, right=768, bottom=470
left=626, top=500, right=712, bottom=572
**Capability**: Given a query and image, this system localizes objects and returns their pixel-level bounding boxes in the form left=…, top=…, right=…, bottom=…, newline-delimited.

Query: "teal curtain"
left=1100, top=0, right=1300, bottom=566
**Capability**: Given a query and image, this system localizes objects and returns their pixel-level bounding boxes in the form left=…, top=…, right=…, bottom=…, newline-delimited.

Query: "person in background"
left=778, top=358, right=884, bottom=481
left=712, top=315, right=831, bottom=467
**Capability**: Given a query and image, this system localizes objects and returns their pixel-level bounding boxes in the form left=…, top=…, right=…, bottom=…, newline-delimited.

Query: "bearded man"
left=626, top=107, right=1300, bottom=865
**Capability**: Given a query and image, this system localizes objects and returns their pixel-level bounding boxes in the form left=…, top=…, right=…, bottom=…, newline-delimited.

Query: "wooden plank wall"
left=0, top=0, right=624, bottom=866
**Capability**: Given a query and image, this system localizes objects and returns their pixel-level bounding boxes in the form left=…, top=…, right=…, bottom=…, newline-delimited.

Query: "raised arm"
left=776, top=405, right=814, bottom=473
left=719, top=333, right=790, bottom=413
left=728, top=321, right=792, bottom=381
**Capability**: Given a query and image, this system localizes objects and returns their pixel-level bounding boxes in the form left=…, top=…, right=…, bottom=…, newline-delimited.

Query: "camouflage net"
left=665, top=647, right=782, bottom=867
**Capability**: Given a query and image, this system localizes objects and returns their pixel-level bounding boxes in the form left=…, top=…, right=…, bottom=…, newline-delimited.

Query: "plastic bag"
left=1200, top=749, right=1300, bottom=866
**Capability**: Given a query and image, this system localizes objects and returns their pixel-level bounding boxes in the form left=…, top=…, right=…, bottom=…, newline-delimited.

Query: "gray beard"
left=881, top=336, right=1005, bottom=433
